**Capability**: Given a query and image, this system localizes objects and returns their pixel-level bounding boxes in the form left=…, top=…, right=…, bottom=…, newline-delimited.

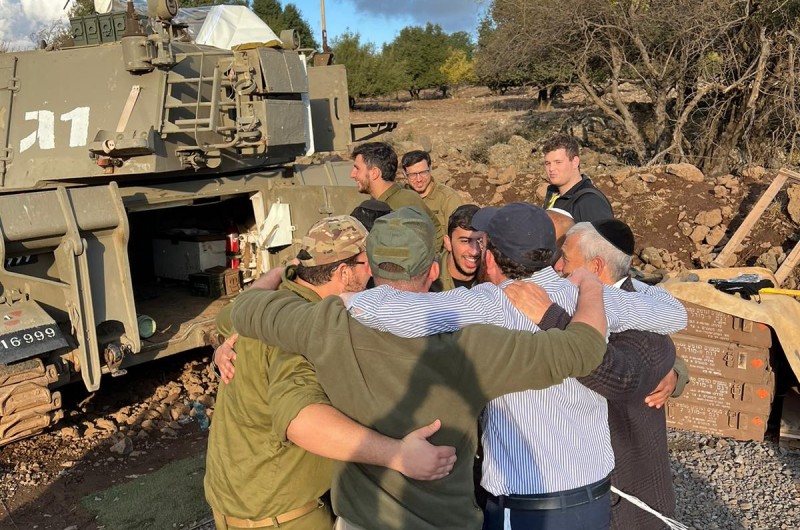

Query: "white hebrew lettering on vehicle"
left=20, top=107, right=90, bottom=152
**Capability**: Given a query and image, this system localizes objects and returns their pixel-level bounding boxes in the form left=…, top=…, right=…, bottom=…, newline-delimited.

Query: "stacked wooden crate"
left=667, top=301, right=775, bottom=441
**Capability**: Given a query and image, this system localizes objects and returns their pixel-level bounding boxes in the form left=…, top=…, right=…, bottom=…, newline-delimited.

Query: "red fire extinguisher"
left=226, top=221, right=240, bottom=270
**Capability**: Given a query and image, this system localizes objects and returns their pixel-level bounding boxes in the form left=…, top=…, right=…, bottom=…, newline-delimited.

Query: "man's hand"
left=214, top=333, right=238, bottom=384
left=390, top=419, right=457, bottom=481
left=645, top=369, right=677, bottom=409
left=504, top=281, right=553, bottom=325
left=566, top=267, right=607, bottom=337
left=565, top=267, right=601, bottom=288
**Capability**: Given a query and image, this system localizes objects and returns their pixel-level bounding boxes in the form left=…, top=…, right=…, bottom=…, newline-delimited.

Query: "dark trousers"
left=482, top=490, right=611, bottom=530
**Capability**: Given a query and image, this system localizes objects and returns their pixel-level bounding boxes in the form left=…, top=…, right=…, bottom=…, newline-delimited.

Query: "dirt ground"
left=2, top=86, right=800, bottom=530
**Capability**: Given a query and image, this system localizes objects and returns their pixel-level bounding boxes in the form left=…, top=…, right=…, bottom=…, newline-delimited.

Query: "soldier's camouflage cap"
left=367, top=207, right=436, bottom=280
left=297, top=215, right=368, bottom=267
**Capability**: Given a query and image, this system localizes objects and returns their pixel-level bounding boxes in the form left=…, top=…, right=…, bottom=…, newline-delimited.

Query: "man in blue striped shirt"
left=345, top=202, right=687, bottom=530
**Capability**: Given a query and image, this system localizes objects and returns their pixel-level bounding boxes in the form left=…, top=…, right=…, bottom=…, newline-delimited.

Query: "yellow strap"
left=221, top=499, right=322, bottom=528
left=760, top=287, right=800, bottom=297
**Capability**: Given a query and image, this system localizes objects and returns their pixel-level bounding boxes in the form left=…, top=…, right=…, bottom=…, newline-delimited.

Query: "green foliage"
left=447, top=31, right=474, bottom=59
left=331, top=32, right=404, bottom=100
left=253, top=0, right=319, bottom=50
left=388, top=23, right=450, bottom=97
left=440, top=48, right=477, bottom=91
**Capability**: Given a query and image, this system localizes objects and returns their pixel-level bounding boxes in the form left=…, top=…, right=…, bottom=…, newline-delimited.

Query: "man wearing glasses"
left=401, top=150, right=465, bottom=234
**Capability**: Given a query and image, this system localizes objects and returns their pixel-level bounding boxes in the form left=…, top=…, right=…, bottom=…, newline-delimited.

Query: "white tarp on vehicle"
left=194, top=6, right=281, bottom=49
left=92, top=1, right=280, bottom=48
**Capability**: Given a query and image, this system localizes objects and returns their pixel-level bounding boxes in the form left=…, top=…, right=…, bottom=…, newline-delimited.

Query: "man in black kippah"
left=553, top=220, right=686, bottom=530
left=346, top=203, right=689, bottom=530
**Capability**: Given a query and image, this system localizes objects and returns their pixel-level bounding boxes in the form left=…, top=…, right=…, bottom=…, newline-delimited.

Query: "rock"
left=140, top=419, right=156, bottom=431
left=706, top=225, right=727, bottom=247
left=160, top=427, right=178, bottom=437
left=788, top=185, right=800, bottom=224
left=690, top=225, right=710, bottom=243
left=160, top=389, right=182, bottom=405
left=713, top=185, right=729, bottom=198
left=488, top=191, right=504, bottom=205
left=197, top=394, right=216, bottom=409
left=110, top=436, right=133, bottom=456
left=610, top=168, right=634, bottom=184
left=95, top=418, right=117, bottom=432
left=679, top=222, right=694, bottom=237
left=756, top=252, right=779, bottom=272
left=741, top=165, right=767, bottom=180
left=473, top=163, right=489, bottom=175
left=487, top=166, right=516, bottom=186
left=640, top=247, right=665, bottom=269
left=467, top=176, right=484, bottom=189
left=59, top=426, right=80, bottom=439
left=620, top=177, right=649, bottom=195
left=665, top=163, right=705, bottom=182
left=640, top=173, right=658, bottom=183
left=435, top=167, right=453, bottom=186
left=694, top=209, right=723, bottom=228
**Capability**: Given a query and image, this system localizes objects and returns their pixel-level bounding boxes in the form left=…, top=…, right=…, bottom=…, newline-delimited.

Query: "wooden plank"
left=711, top=170, right=788, bottom=268
left=775, top=240, right=800, bottom=286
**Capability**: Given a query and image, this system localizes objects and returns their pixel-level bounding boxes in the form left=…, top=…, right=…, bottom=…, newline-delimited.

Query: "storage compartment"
left=152, top=233, right=226, bottom=281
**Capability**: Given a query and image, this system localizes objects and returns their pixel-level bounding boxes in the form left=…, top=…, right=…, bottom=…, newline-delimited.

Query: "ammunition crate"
left=675, top=373, right=774, bottom=414
left=189, top=267, right=239, bottom=298
left=672, top=333, right=771, bottom=384
left=680, top=301, right=772, bottom=349
left=666, top=401, right=768, bottom=441
left=70, top=13, right=150, bottom=47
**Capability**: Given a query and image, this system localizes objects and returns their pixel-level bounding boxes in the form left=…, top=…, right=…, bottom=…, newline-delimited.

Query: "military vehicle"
left=0, top=0, right=390, bottom=445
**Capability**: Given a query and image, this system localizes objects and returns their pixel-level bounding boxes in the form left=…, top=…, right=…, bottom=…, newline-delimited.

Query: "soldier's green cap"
left=297, top=215, right=368, bottom=267
left=367, top=207, right=436, bottom=280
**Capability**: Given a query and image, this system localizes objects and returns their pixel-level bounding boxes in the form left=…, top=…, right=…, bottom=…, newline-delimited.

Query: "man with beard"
left=227, top=207, right=611, bottom=530
left=345, top=203, right=687, bottom=530
left=547, top=219, right=679, bottom=529
left=350, top=142, right=444, bottom=246
left=431, top=204, right=485, bottom=292
left=206, top=215, right=456, bottom=530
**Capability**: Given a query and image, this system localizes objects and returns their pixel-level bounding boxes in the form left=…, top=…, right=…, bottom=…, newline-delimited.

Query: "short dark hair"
left=401, top=150, right=431, bottom=171
left=295, top=253, right=362, bottom=285
left=352, top=142, right=398, bottom=182
left=486, top=239, right=553, bottom=279
left=447, top=204, right=480, bottom=237
left=541, top=133, right=580, bottom=160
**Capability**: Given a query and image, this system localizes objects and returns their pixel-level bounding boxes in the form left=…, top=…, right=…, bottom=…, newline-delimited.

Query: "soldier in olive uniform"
left=349, top=142, right=445, bottom=247
left=401, top=150, right=464, bottom=234
left=431, top=204, right=485, bottom=292
left=205, top=216, right=455, bottom=530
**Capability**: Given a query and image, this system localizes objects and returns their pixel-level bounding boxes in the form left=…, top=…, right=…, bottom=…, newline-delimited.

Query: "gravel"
left=669, top=430, right=800, bottom=530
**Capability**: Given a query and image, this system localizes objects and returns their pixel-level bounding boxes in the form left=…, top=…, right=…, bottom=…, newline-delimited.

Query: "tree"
left=388, top=24, right=450, bottom=98
left=480, top=0, right=800, bottom=173
left=447, top=31, right=474, bottom=59
left=331, top=32, right=404, bottom=103
left=280, top=3, right=319, bottom=50
left=440, top=48, right=477, bottom=94
left=253, top=0, right=319, bottom=50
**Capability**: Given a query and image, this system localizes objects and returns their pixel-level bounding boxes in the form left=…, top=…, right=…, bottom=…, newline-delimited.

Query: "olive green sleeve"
left=460, top=322, right=607, bottom=400
left=671, top=356, right=690, bottom=397
left=442, top=192, right=465, bottom=225
left=267, top=348, right=330, bottom=442
left=230, top=289, right=350, bottom=363
left=216, top=301, right=236, bottom=337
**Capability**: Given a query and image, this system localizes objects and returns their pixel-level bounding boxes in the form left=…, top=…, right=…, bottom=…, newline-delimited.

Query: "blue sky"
left=289, top=0, right=485, bottom=48
left=0, top=0, right=485, bottom=50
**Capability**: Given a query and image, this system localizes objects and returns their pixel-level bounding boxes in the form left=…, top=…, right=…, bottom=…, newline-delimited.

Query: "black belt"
left=491, top=476, right=611, bottom=511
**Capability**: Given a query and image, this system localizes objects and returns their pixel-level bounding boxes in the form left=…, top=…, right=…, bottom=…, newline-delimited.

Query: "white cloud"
left=0, top=0, right=73, bottom=50
left=348, top=0, right=482, bottom=33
